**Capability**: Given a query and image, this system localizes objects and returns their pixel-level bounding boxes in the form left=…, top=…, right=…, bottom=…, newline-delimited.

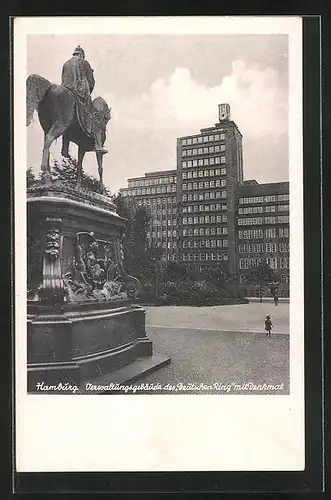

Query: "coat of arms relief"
left=63, top=231, right=137, bottom=303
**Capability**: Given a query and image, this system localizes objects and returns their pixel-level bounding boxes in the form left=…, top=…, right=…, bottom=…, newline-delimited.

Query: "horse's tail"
left=26, top=74, right=52, bottom=126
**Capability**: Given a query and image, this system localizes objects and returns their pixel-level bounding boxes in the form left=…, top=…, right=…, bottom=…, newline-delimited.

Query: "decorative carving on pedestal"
left=63, top=232, right=139, bottom=303
left=38, top=217, right=66, bottom=304
left=114, top=239, right=140, bottom=299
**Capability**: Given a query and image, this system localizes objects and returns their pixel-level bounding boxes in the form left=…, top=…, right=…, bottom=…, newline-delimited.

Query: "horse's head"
left=93, top=97, right=111, bottom=125
left=92, top=97, right=111, bottom=147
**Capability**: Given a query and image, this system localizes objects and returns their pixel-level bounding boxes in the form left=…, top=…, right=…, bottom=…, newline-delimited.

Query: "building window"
left=265, top=216, right=276, bottom=224
left=265, top=243, right=277, bottom=253
left=278, top=204, right=289, bottom=212
left=278, top=194, right=290, bottom=202
left=265, top=205, right=276, bottom=213
left=279, top=227, right=289, bottom=238
left=278, top=215, right=290, bottom=223
left=221, top=156, right=226, bottom=164
left=266, top=257, right=278, bottom=269
left=265, top=228, right=276, bottom=238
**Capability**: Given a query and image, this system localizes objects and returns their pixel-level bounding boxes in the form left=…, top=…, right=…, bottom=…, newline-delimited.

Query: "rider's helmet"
left=73, top=45, right=85, bottom=58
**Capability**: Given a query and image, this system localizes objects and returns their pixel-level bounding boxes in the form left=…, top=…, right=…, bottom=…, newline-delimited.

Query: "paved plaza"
left=136, top=303, right=290, bottom=395
left=145, top=302, right=289, bottom=334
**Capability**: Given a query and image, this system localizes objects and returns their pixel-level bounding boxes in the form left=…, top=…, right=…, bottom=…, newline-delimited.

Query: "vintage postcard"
left=14, top=16, right=304, bottom=472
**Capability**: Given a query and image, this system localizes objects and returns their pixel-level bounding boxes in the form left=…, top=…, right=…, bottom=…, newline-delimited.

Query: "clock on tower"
left=218, top=103, right=231, bottom=122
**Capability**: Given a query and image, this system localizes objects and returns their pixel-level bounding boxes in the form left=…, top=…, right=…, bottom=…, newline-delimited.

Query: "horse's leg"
left=96, top=151, right=104, bottom=194
left=77, top=147, right=86, bottom=187
left=61, top=133, right=70, bottom=158
left=41, top=122, right=68, bottom=181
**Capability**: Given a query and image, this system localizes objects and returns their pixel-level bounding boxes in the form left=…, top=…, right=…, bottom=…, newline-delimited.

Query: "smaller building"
left=119, top=170, right=178, bottom=261
left=236, top=180, right=290, bottom=297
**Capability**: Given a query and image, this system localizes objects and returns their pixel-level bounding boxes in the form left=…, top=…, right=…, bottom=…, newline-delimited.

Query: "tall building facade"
left=119, top=170, right=178, bottom=261
left=236, top=180, right=290, bottom=296
left=176, top=104, right=243, bottom=273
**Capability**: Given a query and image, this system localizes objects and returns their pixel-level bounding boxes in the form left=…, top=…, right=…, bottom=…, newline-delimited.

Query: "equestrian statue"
left=26, top=45, right=111, bottom=193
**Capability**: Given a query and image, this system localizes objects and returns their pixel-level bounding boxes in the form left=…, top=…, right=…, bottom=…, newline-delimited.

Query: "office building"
left=236, top=180, right=290, bottom=296
left=119, top=170, right=178, bottom=261
left=176, top=103, right=243, bottom=273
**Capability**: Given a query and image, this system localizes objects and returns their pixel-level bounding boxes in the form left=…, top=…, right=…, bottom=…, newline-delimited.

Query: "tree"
left=113, top=193, right=151, bottom=280
left=26, top=156, right=112, bottom=196
left=200, top=264, right=231, bottom=289
left=51, top=157, right=112, bottom=195
left=242, top=260, right=277, bottom=300
left=26, top=167, right=36, bottom=188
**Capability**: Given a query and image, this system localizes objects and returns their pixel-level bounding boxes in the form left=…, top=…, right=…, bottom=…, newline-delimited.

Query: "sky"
left=27, top=34, right=289, bottom=194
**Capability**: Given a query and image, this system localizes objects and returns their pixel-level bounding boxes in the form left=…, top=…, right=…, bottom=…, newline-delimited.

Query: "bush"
left=138, top=277, right=248, bottom=306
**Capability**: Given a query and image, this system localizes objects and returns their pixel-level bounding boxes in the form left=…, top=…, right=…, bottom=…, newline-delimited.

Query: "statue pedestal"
left=27, top=183, right=170, bottom=392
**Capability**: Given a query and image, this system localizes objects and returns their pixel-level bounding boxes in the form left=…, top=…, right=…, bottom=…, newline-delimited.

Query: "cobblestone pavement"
left=134, top=303, right=290, bottom=395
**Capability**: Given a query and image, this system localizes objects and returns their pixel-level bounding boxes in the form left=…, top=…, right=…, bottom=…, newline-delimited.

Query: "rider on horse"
left=61, top=45, right=108, bottom=155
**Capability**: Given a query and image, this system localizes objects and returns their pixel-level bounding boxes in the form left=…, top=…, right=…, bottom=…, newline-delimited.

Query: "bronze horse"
left=26, top=74, right=111, bottom=192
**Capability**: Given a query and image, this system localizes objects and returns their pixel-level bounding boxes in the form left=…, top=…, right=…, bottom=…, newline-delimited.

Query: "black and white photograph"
left=14, top=16, right=304, bottom=472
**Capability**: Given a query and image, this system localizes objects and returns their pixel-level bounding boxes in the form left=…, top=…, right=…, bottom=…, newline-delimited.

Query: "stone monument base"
left=27, top=183, right=170, bottom=392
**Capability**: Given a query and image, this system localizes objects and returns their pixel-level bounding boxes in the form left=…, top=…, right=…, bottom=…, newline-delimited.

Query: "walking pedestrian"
left=274, top=293, right=279, bottom=306
left=265, top=315, right=273, bottom=337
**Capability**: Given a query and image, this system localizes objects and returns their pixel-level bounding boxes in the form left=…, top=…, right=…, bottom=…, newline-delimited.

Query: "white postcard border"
left=14, top=16, right=304, bottom=472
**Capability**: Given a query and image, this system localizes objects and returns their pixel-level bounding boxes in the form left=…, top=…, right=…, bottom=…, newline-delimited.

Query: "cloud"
left=112, top=60, right=287, bottom=138
left=27, top=59, right=288, bottom=193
